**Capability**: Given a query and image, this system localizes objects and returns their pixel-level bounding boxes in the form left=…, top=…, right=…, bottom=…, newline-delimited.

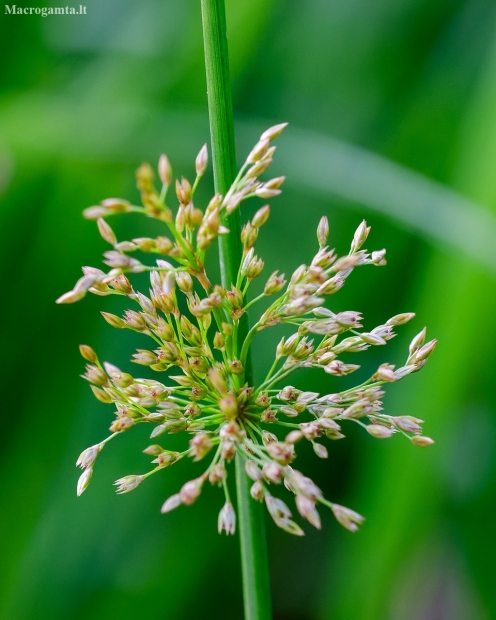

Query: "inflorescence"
left=58, top=123, right=436, bottom=536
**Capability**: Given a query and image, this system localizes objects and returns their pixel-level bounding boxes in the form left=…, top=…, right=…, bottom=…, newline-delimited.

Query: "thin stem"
left=201, top=2, right=272, bottom=619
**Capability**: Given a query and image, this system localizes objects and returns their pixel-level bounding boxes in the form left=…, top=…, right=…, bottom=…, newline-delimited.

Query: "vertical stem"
left=200, top=0, right=239, bottom=288
left=200, top=2, right=272, bottom=619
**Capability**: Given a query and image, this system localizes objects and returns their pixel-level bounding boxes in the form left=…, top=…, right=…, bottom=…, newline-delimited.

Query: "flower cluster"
left=58, top=124, right=436, bottom=536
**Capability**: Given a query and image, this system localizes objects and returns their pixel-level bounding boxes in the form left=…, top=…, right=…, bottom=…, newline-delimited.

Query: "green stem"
left=200, top=2, right=272, bottom=619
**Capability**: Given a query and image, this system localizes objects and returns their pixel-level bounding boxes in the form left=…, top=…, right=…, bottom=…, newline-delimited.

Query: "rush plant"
left=57, top=1, right=435, bottom=618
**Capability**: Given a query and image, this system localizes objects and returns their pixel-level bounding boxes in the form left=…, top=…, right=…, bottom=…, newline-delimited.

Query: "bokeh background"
left=1, top=1, right=496, bottom=618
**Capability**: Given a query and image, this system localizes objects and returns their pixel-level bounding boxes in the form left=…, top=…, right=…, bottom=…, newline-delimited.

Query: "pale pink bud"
left=331, top=503, right=364, bottom=532
left=161, top=493, right=181, bottom=513
left=179, top=477, right=204, bottom=505
left=245, top=460, right=262, bottom=481
left=413, top=339, right=437, bottom=363
left=158, top=154, right=172, bottom=185
left=56, top=289, right=86, bottom=304
left=250, top=481, right=264, bottom=501
left=317, top=216, right=329, bottom=248
left=386, top=312, right=415, bottom=326
left=262, top=462, right=283, bottom=484
left=97, top=217, right=117, bottom=246
left=377, top=364, right=397, bottom=382
left=351, top=220, right=370, bottom=252
left=313, top=442, right=328, bottom=459
left=195, top=144, right=208, bottom=177
left=366, top=424, right=394, bottom=439
left=260, top=122, right=288, bottom=141
left=296, top=495, right=321, bottom=530
left=360, top=332, right=386, bottom=346
left=409, top=327, right=427, bottom=355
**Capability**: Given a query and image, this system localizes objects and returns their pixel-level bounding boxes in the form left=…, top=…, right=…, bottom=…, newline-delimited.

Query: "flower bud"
left=219, top=394, right=238, bottom=419
left=386, top=312, right=415, bottom=326
left=360, top=332, right=386, bottom=346
left=317, top=216, right=329, bottom=248
left=313, top=442, right=328, bottom=459
left=247, top=138, right=270, bottom=164
left=76, top=468, right=93, bottom=496
left=245, top=460, right=262, bottom=481
left=97, top=218, right=117, bottom=246
left=83, top=206, right=111, bottom=219
left=79, top=345, right=98, bottom=363
left=264, top=271, right=286, bottom=295
left=195, top=144, right=208, bottom=177
left=285, top=430, right=303, bottom=444
left=252, top=205, right=270, bottom=228
left=208, top=463, right=227, bottom=486
left=366, top=424, right=394, bottom=439
left=158, top=154, right=172, bottom=186
left=411, top=435, right=434, bottom=447
left=254, top=186, right=281, bottom=200
left=330, top=503, right=364, bottom=532
left=176, top=272, right=193, bottom=293
left=76, top=444, right=101, bottom=469
left=143, top=445, right=164, bottom=456
left=101, top=312, right=126, bottom=329
left=189, top=433, right=213, bottom=461
left=260, top=122, right=288, bottom=141
left=218, top=502, right=236, bottom=535
left=250, top=481, right=264, bottom=501
left=409, top=327, right=427, bottom=355
left=371, top=249, right=387, bottom=265
left=228, top=359, right=244, bottom=375
left=296, top=495, right=321, bottom=529
left=114, top=475, right=143, bottom=494
left=180, top=477, right=204, bottom=505
left=213, top=332, right=225, bottom=350
left=412, top=339, right=437, bottom=363
left=90, top=385, right=113, bottom=403
left=262, top=462, right=283, bottom=484
left=266, top=442, right=295, bottom=465
left=161, top=493, right=181, bottom=513
left=351, top=220, right=370, bottom=252
left=241, top=222, right=259, bottom=249
left=377, top=364, right=397, bottom=382
left=56, top=289, right=86, bottom=304
left=247, top=257, right=264, bottom=280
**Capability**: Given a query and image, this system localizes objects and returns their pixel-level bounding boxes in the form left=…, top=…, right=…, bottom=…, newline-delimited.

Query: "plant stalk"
left=200, top=1, right=272, bottom=618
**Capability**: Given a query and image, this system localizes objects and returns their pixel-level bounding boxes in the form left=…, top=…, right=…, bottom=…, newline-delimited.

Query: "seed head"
left=65, top=123, right=434, bottom=541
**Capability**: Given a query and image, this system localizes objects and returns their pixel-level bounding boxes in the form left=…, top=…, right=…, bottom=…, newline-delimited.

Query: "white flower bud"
left=77, top=468, right=93, bottom=496
left=218, top=502, right=236, bottom=535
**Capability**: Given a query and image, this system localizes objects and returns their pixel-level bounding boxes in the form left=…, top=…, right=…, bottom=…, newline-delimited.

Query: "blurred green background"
left=1, top=0, right=496, bottom=618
